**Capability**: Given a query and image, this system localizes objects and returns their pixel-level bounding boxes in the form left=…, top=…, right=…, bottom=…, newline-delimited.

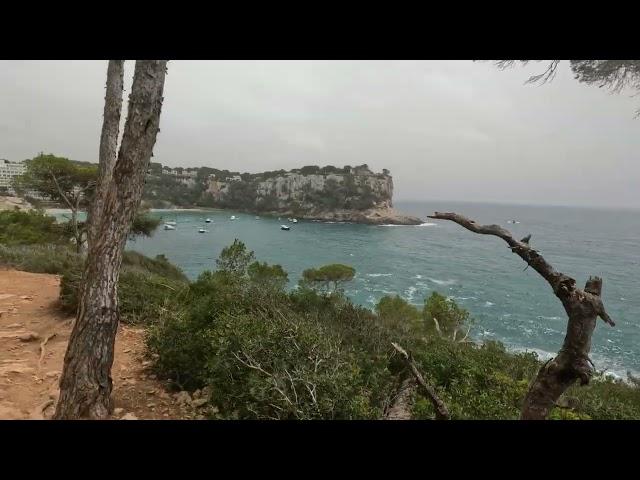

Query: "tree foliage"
left=495, top=60, right=640, bottom=115
left=301, top=263, right=356, bottom=292
left=14, top=153, right=97, bottom=206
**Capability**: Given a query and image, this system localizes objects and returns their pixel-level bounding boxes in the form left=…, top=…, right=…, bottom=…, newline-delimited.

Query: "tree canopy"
left=301, top=263, right=356, bottom=291
left=495, top=60, right=640, bottom=115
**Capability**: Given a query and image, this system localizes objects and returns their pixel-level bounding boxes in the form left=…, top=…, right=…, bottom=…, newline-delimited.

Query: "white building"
left=0, top=159, right=27, bottom=193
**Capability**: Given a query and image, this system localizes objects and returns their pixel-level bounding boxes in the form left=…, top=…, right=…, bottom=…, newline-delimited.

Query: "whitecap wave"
left=379, top=222, right=437, bottom=227
left=484, top=301, right=494, bottom=307
left=536, top=315, right=562, bottom=321
left=427, top=278, right=456, bottom=286
left=366, top=273, right=393, bottom=277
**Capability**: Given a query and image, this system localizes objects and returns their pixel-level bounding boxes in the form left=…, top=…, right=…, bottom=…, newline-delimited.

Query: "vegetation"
left=301, top=263, right=356, bottom=292
left=495, top=60, right=640, bottom=115
left=13, top=153, right=97, bottom=251
left=146, top=240, right=640, bottom=420
left=3, top=224, right=639, bottom=419
left=0, top=209, right=69, bottom=246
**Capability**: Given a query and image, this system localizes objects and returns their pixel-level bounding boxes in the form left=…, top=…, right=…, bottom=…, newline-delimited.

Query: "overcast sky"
left=1, top=60, right=638, bottom=208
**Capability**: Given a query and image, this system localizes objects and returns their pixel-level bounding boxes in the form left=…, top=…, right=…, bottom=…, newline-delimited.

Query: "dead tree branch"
left=428, top=211, right=616, bottom=420
left=391, top=342, right=450, bottom=420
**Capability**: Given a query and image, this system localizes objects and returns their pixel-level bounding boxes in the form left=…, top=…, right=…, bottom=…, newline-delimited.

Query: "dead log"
left=428, top=211, right=615, bottom=420
left=391, top=342, right=450, bottom=420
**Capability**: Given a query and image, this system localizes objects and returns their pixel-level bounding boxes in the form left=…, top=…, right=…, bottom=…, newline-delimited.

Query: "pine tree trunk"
left=54, top=60, right=167, bottom=419
left=87, top=60, right=125, bottom=249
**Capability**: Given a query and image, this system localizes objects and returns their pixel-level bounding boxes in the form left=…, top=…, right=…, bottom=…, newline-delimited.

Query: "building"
left=0, top=159, right=27, bottom=193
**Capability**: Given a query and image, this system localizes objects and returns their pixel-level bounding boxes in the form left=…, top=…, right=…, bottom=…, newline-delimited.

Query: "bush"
left=0, top=209, right=69, bottom=246
left=59, top=251, right=189, bottom=323
left=423, top=291, right=471, bottom=340
left=0, top=244, right=81, bottom=275
left=145, top=240, right=640, bottom=420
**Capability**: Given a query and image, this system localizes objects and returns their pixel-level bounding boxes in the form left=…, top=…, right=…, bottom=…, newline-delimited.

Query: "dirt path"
left=0, top=268, right=196, bottom=420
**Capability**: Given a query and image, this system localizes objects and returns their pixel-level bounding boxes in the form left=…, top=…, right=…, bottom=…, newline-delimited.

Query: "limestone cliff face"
left=205, top=166, right=421, bottom=225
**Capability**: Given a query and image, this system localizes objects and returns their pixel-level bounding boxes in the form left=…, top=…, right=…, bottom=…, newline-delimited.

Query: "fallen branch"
left=384, top=376, right=417, bottom=420
left=428, top=211, right=616, bottom=420
left=38, top=333, right=57, bottom=371
left=391, top=342, right=450, bottom=420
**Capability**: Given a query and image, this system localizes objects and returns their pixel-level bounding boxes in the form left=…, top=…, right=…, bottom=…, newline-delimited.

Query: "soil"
left=0, top=268, right=197, bottom=420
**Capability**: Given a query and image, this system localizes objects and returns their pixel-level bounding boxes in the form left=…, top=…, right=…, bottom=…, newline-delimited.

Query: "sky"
left=1, top=60, right=638, bottom=208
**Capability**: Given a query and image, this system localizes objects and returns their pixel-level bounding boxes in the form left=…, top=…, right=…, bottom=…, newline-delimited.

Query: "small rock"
left=18, top=331, right=40, bottom=342
left=45, top=371, right=60, bottom=379
left=174, top=390, right=192, bottom=405
left=114, top=407, right=124, bottom=416
left=141, top=360, right=152, bottom=368
left=121, top=413, right=138, bottom=420
left=192, top=389, right=202, bottom=399
left=20, top=295, right=33, bottom=301
left=191, top=398, right=208, bottom=408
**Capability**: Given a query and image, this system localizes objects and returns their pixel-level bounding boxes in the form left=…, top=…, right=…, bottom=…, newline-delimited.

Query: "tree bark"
left=428, top=212, right=615, bottom=420
left=54, top=60, right=167, bottom=419
left=87, top=60, right=125, bottom=249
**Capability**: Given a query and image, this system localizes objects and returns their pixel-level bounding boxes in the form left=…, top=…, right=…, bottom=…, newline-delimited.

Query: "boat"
left=292, top=218, right=298, bottom=223
left=507, top=220, right=520, bottom=224
left=205, top=218, right=212, bottom=223
left=255, top=216, right=260, bottom=219
left=198, top=228, right=207, bottom=233
left=164, top=224, right=176, bottom=230
left=287, top=218, right=293, bottom=222
left=165, top=221, right=177, bottom=226
left=280, top=225, right=290, bottom=231
left=230, top=215, right=237, bottom=220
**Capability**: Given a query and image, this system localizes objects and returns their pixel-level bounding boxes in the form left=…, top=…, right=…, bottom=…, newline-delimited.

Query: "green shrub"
left=0, top=243, right=81, bottom=275
left=0, top=209, right=69, bottom=246
left=423, top=291, right=471, bottom=340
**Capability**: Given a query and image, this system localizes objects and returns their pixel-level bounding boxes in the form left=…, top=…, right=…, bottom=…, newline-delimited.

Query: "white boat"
left=287, top=218, right=293, bottom=222
left=507, top=220, right=520, bottom=224
left=280, top=225, right=290, bottom=231
left=198, top=228, right=207, bottom=233
left=164, top=224, right=176, bottom=230
left=292, top=218, right=298, bottom=223
left=165, top=221, right=177, bottom=226
left=255, top=216, right=260, bottom=219
left=230, top=215, right=237, bottom=220
left=205, top=218, right=212, bottom=223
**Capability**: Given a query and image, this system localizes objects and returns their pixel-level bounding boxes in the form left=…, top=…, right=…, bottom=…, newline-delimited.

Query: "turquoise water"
left=58, top=201, right=640, bottom=378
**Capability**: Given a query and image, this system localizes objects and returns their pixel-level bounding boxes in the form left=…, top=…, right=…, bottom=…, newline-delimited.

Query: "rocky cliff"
left=206, top=165, right=422, bottom=225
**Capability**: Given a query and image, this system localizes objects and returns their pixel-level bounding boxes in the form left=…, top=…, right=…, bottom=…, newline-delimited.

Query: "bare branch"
left=428, top=212, right=576, bottom=302
left=428, top=211, right=616, bottom=420
left=524, top=60, right=561, bottom=85
left=391, top=342, right=450, bottom=420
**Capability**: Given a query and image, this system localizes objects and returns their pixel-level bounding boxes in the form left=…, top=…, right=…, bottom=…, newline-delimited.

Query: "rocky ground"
left=0, top=268, right=210, bottom=420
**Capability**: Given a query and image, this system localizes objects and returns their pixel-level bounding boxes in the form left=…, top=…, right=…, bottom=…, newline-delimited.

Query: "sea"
left=52, top=201, right=640, bottom=379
